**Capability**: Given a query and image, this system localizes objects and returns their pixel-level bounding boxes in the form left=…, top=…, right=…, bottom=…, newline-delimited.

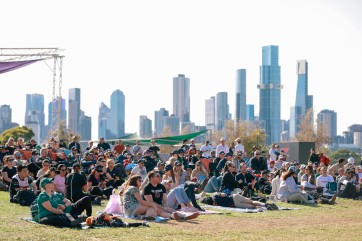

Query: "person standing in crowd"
left=68, top=136, right=81, bottom=154
left=234, top=138, right=245, bottom=154
left=97, top=137, right=111, bottom=151
left=268, top=144, right=277, bottom=162
left=132, top=140, right=143, bottom=155
left=308, top=148, right=320, bottom=164
left=148, top=139, right=160, bottom=157
left=199, top=140, right=212, bottom=158
left=113, top=140, right=125, bottom=155
left=216, top=137, right=229, bottom=156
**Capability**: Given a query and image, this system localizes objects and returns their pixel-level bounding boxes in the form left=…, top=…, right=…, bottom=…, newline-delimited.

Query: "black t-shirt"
left=148, top=146, right=160, bottom=154
left=6, top=146, right=15, bottom=155
left=9, top=174, right=33, bottom=198
left=1, top=166, right=17, bottom=185
left=143, top=183, right=166, bottom=205
left=66, top=172, right=87, bottom=201
left=235, top=172, right=254, bottom=189
left=87, top=173, right=105, bottom=186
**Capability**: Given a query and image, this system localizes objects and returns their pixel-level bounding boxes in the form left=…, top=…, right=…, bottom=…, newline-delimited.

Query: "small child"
left=86, top=211, right=149, bottom=228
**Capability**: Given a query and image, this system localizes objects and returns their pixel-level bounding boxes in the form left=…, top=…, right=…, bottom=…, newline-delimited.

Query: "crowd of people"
left=0, top=136, right=362, bottom=228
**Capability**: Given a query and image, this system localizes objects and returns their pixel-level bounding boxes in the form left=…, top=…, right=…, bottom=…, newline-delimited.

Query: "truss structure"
left=0, top=48, right=65, bottom=139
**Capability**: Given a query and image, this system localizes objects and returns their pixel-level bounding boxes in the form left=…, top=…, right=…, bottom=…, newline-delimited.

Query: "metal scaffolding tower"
left=0, top=48, right=65, bottom=139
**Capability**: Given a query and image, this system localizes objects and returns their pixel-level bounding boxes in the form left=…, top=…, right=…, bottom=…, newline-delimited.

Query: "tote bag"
left=104, top=189, right=123, bottom=215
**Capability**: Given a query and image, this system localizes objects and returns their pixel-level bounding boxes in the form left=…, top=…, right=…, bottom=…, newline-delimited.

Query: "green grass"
left=0, top=191, right=361, bottom=241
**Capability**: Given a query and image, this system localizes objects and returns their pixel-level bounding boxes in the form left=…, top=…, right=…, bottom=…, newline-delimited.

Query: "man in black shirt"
left=66, top=163, right=88, bottom=203
left=69, top=136, right=81, bottom=154
left=235, top=163, right=255, bottom=189
left=148, top=139, right=160, bottom=157
left=250, top=151, right=267, bottom=174
left=308, top=148, right=320, bottom=164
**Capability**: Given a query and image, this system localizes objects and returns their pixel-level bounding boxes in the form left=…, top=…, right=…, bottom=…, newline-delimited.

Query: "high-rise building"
left=215, top=92, right=229, bottom=131
left=246, top=104, right=255, bottom=122
left=139, top=115, right=152, bottom=138
left=205, top=97, right=215, bottom=131
left=79, top=111, right=92, bottom=141
left=290, top=60, right=314, bottom=139
left=258, top=45, right=282, bottom=144
left=164, top=115, right=180, bottom=136
left=0, top=105, right=18, bottom=133
left=180, top=122, right=195, bottom=134
left=317, top=109, right=337, bottom=143
left=235, top=69, right=246, bottom=122
left=25, top=94, right=45, bottom=140
left=173, top=74, right=190, bottom=122
left=68, top=88, right=81, bottom=134
left=110, top=90, right=125, bottom=138
left=48, top=98, right=67, bottom=129
left=98, top=102, right=111, bottom=139
left=154, top=108, right=169, bottom=136
left=26, top=110, right=41, bottom=142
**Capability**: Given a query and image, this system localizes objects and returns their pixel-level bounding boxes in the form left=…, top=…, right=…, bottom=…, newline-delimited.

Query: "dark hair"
left=338, top=158, right=345, bottom=164
left=261, top=170, right=269, bottom=176
left=148, top=170, right=157, bottom=180
left=201, top=196, right=214, bottom=205
left=57, top=164, right=65, bottom=171
left=42, top=159, right=50, bottom=165
left=129, top=175, right=142, bottom=188
left=281, top=171, right=294, bottom=180
left=17, top=165, right=27, bottom=173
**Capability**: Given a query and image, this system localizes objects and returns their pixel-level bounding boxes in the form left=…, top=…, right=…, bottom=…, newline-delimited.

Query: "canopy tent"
left=93, top=130, right=209, bottom=146
left=0, top=59, right=40, bottom=74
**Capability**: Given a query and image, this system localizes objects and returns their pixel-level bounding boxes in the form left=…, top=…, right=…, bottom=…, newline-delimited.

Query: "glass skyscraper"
left=173, top=74, right=190, bottom=122
left=215, top=92, right=229, bottom=131
left=258, top=45, right=282, bottom=144
left=235, top=69, right=246, bottom=122
left=205, top=97, right=215, bottom=131
left=98, top=102, right=111, bottom=139
left=25, top=94, right=45, bottom=140
left=246, top=104, right=255, bottom=122
left=139, top=115, right=152, bottom=138
left=110, top=90, right=125, bottom=138
left=317, top=109, right=337, bottom=143
left=154, top=108, right=169, bottom=136
left=68, top=88, right=81, bottom=134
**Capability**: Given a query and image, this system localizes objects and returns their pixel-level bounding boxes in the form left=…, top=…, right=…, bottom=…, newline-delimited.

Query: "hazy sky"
left=1, top=0, right=362, bottom=140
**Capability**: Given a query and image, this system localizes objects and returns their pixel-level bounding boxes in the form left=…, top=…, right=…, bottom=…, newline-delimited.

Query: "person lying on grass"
left=142, top=171, right=199, bottom=220
left=86, top=211, right=149, bottom=228
left=201, top=192, right=267, bottom=209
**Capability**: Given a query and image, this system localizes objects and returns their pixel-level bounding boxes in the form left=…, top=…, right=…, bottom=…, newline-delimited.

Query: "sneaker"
left=184, top=212, right=199, bottom=220
left=154, top=216, right=169, bottom=222
left=265, top=203, right=278, bottom=210
left=71, top=218, right=85, bottom=227
left=171, top=212, right=181, bottom=220
left=92, top=197, right=102, bottom=205
left=142, top=222, right=150, bottom=227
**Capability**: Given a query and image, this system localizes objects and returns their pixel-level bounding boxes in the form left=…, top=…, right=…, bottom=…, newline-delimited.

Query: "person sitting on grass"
left=122, top=175, right=158, bottom=220
left=10, top=165, right=37, bottom=204
left=85, top=211, right=149, bottom=227
left=1, top=155, right=17, bottom=189
left=220, top=161, right=243, bottom=195
left=258, top=170, right=272, bottom=195
left=143, top=171, right=199, bottom=221
left=278, top=166, right=315, bottom=204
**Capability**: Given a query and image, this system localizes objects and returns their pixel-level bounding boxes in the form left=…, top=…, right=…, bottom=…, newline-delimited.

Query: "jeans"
left=70, top=196, right=92, bottom=217
left=204, top=176, right=222, bottom=193
left=167, top=187, right=191, bottom=209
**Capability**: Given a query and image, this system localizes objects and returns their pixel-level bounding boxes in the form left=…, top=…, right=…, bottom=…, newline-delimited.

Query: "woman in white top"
left=191, top=161, right=208, bottom=185
left=278, top=166, right=314, bottom=204
left=269, top=169, right=282, bottom=201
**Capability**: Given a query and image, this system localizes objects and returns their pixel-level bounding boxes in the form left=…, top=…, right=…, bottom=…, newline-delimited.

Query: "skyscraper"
left=139, top=115, right=152, bottom=138
left=48, top=98, right=67, bottom=129
left=235, top=69, right=246, bottom=122
left=290, top=60, right=314, bottom=139
left=25, top=94, right=45, bottom=140
left=205, top=97, right=215, bottom=131
left=0, top=105, right=18, bottom=133
left=258, top=45, right=282, bottom=144
left=246, top=104, right=255, bottom=122
left=110, top=90, right=125, bottom=138
left=164, top=115, right=180, bottom=136
left=215, top=92, right=229, bottom=131
left=98, top=102, right=111, bottom=139
left=317, top=109, right=337, bottom=143
left=154, top=108, right=169, bottom=136
left=173, top=74, right=190, bottom=122
left=79, top=111, right=92, bottom=141
left=68, top=88, right=81, bottom=134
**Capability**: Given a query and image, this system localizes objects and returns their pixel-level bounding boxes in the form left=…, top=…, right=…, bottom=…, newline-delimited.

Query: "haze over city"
left=1, top=0, right=362, bottom=141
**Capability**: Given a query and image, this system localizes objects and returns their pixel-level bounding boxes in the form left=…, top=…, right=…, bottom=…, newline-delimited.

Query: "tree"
left=329, top=149, right=360, bottom=164
left=212, top=120, right=267, bottom=155
left=295, top=108, right=329, bottom=150
left=0, top=126, right=35, bottom=143
left=46, top=120, right=79, bottom=145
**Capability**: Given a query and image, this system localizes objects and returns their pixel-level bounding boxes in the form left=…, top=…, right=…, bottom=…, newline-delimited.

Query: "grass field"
left=0, top=191, right=361, bottom=241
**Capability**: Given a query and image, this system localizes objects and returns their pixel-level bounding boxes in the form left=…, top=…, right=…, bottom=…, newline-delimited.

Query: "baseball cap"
left=171, top=150, right=179, bottom=155
left=161, top=179, right=172, bottom=185
left=288, top=166, right=296, bottom=173
left=41, top=178, right=54, bottom=189
left=347, top=157, right=355, bottom=164
left=174, top=161, right=182, bottom=166
left=270, top=160, right=275, bottom=164
left=157, top=161, right=165, bottom=166
left=225, top=152, right=233, bottom=157
left=165, top=164, right=173, bottom=171
left=218, top=151, right=225, bottom=155
left=278, top=155, right=284, bottom=160
left=178, top=148, right=185, bottom=153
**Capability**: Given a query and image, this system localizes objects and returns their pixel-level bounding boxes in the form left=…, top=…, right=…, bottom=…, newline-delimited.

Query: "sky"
left=1, top=0, right=362, bottom=141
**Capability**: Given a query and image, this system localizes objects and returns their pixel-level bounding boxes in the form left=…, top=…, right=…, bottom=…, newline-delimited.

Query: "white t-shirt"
left=216, top=144, right=229, bottom=155
left=131, top=166, right=147, bottom=180
left=269, top=148, right=277, bottom=161
left=235, top=144, right=245, bottom=153
left=316, top=175, right=334, bottom=192
left=200, top=144, right=212, bottom=158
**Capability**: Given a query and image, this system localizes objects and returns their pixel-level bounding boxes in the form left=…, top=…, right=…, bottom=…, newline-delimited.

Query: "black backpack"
left=14, top=190, right=37, bottom=206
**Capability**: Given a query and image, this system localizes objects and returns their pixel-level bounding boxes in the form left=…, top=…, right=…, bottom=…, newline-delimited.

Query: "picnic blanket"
left=20, top=217, right=92, bottom=229
left=201, top=205, right=300, bottom=213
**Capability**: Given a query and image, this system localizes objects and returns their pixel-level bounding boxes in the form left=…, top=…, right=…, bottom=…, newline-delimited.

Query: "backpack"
left=30, top=198, right=39, bottom=222
left=14, top=190, right=37, bottom=206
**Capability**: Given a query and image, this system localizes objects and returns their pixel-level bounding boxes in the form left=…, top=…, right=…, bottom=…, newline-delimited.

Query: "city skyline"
left=1, top=0, right=362, bottom=140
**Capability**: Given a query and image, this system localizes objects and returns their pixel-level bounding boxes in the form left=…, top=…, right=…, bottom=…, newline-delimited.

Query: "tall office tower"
left=215, top=92, right=229, bottom=131
left=68, top=88, right=81, bottom=134
left=205, top=97, right=215, bottom=131
left=258, top=45, right=282, bottom=144
left=173, top=74, right=190, bottom=122
left=246, top=104, right=255, bottom=122
left=235, top=69, right=247, bottom=122
left=79, top=111, right=92, bottom=141
left=290, top=60, right=314, bottom=139
left=317, top=109, right=337, bottom=143
left=48, top=98, right=67, bottom=129
left=0, top=105, right=14, bottom=133
left=110, top=90, right=125, bottom=138
left=98, top=102, right=111, bottom=139
left=180, top=122, right=195, bottom=134
left=164, top=115, right=180, bottom=136
left=139, top=115, right=152, bottom=138
left=25, top=94, right=45, bottom=140
left=154, top=108, right=169, bottom=136
left=25, top=110, right=41, bottom=143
